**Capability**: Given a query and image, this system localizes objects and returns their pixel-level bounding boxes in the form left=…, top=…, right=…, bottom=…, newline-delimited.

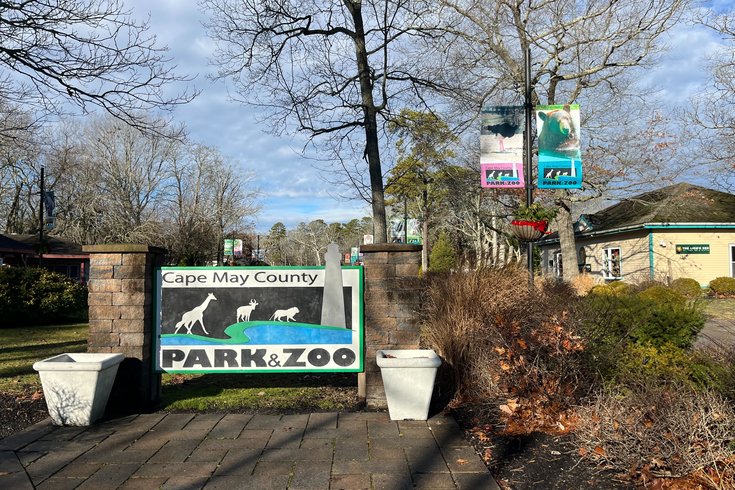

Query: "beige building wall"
left=541, top=231, right=650, bottom=283
left=650, top=229, right=735, bottom=286
left=540, top=228, right=735, bottom=286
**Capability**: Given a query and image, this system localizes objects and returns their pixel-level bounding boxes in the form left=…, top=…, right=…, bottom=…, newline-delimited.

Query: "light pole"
left=38, top=166, right=44, bottom=267
left=524, top=47, right=534, bottom=288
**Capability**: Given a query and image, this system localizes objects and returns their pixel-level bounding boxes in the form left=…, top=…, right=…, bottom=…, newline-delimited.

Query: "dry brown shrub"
left=421, top=266, right=586, bottom=430
left=569, top=273, right=597, bottom=296
left=576, top=384, right=735, bottom=487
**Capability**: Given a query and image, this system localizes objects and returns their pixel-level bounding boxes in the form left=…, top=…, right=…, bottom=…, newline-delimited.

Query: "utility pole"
left=38, top=167, right=44, bottom=267
left=524, top=48, right=534, bottom=287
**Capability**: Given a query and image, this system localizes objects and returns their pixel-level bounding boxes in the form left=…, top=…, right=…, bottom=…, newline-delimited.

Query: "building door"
left=731, top=244, right=735, bottom=278
left=554, top=252, right=563, bottom=279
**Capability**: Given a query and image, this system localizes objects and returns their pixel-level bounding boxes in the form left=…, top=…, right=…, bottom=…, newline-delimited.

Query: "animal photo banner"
left=155, top=260, right=363, bottom=373
left=536, top=104, right=583, bottom=189
left=480, top=105, right=525, bottom=188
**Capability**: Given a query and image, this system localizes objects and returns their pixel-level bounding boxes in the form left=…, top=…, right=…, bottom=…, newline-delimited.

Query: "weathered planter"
left=33, top=353, right=124, bottom=426
left=510, top=220, right=549, bottom=242
left=376, top=349, right=441, bottom=420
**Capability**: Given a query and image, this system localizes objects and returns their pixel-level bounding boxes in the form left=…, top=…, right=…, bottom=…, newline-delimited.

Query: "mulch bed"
left=450, top=405, right=634, bottom=489
left=0, top=391, right=48, bottom=438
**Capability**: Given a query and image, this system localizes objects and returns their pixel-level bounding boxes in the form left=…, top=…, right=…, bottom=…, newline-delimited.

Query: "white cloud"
left=642, top=21, right=725, bottom=101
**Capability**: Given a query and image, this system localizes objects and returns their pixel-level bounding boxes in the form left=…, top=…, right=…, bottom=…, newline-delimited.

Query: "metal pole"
left=524, top=48, right=534, bottom=287
left=38, top=166, right=44, bottom=267
left=403, top=200, right=408, bottom=244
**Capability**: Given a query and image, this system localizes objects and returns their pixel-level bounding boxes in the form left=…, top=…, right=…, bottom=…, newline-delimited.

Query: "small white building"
left=537, top=184, right=735, bottom=286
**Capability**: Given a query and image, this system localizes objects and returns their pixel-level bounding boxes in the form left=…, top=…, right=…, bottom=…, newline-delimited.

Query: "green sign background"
left=675, top=244, right=710, bottom=254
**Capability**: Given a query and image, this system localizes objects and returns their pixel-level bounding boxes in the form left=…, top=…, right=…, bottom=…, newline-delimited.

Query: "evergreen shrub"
left=709, top=276, right=735, bottom=296
left=429, top=231, right=456, bottom=273
left=0, top=267, right=87, bottom=326
left=670, top=277, right=703, bottom=299
left=581, top=285, right=705, bottom=381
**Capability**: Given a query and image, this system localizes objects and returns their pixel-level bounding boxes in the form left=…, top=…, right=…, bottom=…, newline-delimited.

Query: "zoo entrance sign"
left=155, top=256, right=363, bottom=374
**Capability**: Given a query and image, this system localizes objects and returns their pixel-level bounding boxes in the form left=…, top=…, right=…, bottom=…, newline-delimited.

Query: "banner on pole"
left=536, top=104, right=582, bottom=189
left=389, top=219, right=421, bottom=244
left=480, top=106, right=525, bottom=188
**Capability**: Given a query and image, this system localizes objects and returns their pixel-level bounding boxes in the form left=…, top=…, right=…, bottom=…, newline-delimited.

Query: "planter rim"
left=33, top=353, right=125, bottom=372
left=376, top=349, right=441, bottom=368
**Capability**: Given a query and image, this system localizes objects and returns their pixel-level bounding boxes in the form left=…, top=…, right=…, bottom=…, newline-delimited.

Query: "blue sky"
left=125, top=0, right=371, bottom=234
left=127, top=1, right=727, bottom=233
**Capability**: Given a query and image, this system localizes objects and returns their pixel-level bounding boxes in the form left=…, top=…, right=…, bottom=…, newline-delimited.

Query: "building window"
left=554, top=252, right=563, bottom=279
left=603, top=247, right=622, bottom=279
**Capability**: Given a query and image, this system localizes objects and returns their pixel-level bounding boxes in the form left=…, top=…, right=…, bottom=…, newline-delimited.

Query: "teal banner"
left=536, top=104, right=582, bottom=189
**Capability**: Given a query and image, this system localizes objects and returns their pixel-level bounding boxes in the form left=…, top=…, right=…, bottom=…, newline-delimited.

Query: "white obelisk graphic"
left=321, top=243, right=347, bottom=328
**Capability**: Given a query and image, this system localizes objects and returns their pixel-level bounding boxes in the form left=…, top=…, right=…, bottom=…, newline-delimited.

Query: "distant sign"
left=251, top=249, right=265, bottom=261
left=676, top=244, right=710, bottom=254
left=223, top=239, right=234, bottom=256
left=390, top=219, right=421, bottom=244
left=156, top=266, right=364, bottom=373
left=363, top=234, right=373, bottom=245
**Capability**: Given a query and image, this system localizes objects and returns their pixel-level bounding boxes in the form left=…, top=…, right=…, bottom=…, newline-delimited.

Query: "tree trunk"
left=345, top=0, right=387, bottom=243
left=555, top=191, right=578, bottom=281
left=421, top=216, right=429, bottom=272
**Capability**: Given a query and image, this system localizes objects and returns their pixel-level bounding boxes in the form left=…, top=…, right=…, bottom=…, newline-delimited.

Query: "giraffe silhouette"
left=174, top=293, right=217, bottom=335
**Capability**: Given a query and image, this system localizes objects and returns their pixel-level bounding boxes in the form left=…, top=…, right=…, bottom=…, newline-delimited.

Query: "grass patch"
left=160, top=372, right=359, bottom=412
left=0, top=323, right=88, bottom=393
left=702, top=298, right=735, bottom=321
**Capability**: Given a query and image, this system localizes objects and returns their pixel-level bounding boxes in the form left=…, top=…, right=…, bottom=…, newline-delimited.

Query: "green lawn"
left=160, top=372, right=359, bottom=412
left=0, top=322, right=357, bottom=411
left=0, top=323, right=88, bottom=394
left=702, top=297, right=735, bottom=321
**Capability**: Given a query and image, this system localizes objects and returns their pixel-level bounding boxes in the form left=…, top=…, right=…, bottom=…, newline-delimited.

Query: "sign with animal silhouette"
left=155, top=264, right=363, bottom=373
left=536, top=104, right=582, bottom=189
left=480, top=105, right=525, bottom=188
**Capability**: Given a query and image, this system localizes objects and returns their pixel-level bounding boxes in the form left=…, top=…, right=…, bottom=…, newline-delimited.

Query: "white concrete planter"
left=376, top=349, right=441, bottom=420
left=33, top=353, right=124, bottom=426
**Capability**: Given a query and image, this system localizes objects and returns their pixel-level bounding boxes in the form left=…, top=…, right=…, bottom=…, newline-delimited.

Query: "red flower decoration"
left=510, top=219, right=549, bottom=234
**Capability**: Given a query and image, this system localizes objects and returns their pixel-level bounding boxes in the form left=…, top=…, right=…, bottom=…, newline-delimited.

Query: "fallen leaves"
left=499, top=398, right=520, bottom=415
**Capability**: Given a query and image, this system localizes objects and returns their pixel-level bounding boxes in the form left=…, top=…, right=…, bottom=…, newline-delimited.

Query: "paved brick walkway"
left=0, top=412, right=500, bottom=489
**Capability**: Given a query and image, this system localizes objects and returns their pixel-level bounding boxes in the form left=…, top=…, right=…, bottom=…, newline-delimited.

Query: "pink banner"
left=480, top=106, right=525, bottom=189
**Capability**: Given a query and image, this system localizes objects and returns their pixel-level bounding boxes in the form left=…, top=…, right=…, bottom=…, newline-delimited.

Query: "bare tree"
left=84, top=117, right=178, bottom=242
left=0, top=106, right=40, bottom=232
left=289, top=220, right=336, bottom=266
left=201, top=0, right=445, bottom=243
left=0, top=0, right=194, bottom=132
left=438, top=0, right=688, bottom=279
left=165, top=144, right=259, bottom=265
left=687, top=11, right=735, bottom=192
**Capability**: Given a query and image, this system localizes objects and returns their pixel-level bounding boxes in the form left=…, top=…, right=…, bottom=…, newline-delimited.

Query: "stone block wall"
left=360, top=243, right=423, bottom=409
left=83, top=244, right=165, bottom=412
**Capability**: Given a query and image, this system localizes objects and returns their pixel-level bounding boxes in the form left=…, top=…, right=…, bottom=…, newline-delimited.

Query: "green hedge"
left=580, top=284, right=705, bottom=385
left=709, top=276, right=735, bottom=296
left=0, top=267, right=88, bottom=326
left=670, top=278, right=703, bottom=299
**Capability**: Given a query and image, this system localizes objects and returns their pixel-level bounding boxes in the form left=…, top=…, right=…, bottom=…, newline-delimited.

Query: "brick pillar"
left=82, top=244, right=166, bottom=413
left=360, top=243, right=423, bottom=409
